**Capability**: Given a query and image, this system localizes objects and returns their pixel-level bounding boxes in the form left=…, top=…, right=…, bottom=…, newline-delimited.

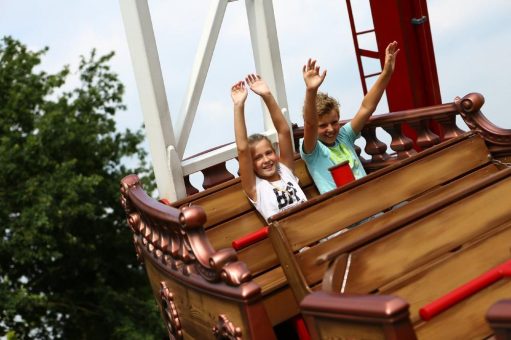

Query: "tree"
left=0, top=36, right=165, bottom=339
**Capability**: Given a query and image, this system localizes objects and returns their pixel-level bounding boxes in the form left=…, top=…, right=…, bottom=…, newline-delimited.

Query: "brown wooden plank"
left=414, top=280, right=508, bottom=339
left=279, top=135, right=490, bottom=250
left=206, top=211, right=266, bottom=249
left=252, top=263, right=297, bottom=325
left=383, top=222, right=511, bottom=323
left=344, top=175, right=511, bottom=293
left=311, top=318, right=384, bottom=340
left=253, top=266, right=288, bottom=295
left=260, top=286, right=299, bottom=325
left=173, top=177, right=241, bottom=207
left=188, top=182, right=252, bottom=228
left=296, top=163, right=501, bottom=287
left=237, top=238, right=279, bottom=276
left=294, top=157, right=313, bottom=187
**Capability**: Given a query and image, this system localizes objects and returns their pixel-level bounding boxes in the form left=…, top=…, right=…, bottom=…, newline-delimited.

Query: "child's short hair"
left=315, top=92, right=340, bottom=117
left=248, top=133, right=273, bottom=149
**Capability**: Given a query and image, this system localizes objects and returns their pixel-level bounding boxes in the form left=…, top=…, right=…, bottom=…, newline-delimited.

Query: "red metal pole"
left=419, top=260, right=511, bottom=321
left=232, top=226, right=269, bottom=251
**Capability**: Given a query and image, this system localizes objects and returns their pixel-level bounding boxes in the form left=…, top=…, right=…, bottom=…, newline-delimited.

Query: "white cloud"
left=429, top=0, right=511, bottom=33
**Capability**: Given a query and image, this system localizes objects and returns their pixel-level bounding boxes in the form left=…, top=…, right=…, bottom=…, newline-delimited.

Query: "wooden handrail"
left=182, top=92, right=511, bottom=195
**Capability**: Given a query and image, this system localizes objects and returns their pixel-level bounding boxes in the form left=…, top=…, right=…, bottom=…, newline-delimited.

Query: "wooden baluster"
left=184, top=175, right=199, bottom=196
left=201, top=162, right=235, bottom=190
left=353, top=144, right=370, bottom=169
left=407, top=119, right=440, bottom=150
left=435, top=115, right=465, bottom=141
left=361, top=126, right=389, bottom=164
left=381, top=123, right=416, bottom=160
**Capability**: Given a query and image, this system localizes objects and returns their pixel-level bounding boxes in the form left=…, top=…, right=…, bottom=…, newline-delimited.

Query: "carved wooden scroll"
left=120, top=174, right=252, bottom=287
left=456, top=92, right=511, bottom=158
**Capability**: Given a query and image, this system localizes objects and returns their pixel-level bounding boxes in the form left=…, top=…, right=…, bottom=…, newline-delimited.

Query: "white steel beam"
left=120, top=0, right=186, bottom=200
left=245, top=0, right=290, bottom=135
left=175, top=0, right=230, bottom=159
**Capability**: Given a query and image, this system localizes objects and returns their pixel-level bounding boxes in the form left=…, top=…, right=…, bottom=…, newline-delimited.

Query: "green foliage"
left=0, top=36, right=164, bottom=339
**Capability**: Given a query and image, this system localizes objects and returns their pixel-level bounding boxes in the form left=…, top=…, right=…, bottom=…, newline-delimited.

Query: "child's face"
left=250, top=139, right=279, bottom=180
left=317, top=109, right=341, bottom=146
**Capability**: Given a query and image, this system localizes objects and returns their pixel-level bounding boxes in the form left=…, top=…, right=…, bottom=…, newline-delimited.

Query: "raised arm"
left=245, top=74, right=295, bottom=171
left=232, top=80, right=256, bottom=200
left=351, top=41, right=399, bottom=134
left=302, top=59, right=327, bottom=154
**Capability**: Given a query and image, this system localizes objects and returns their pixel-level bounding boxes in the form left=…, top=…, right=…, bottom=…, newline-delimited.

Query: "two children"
left=232, top=41, right=399, bottom=219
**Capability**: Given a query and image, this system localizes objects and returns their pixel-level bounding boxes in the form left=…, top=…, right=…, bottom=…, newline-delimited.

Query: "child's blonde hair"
left=248, top=133, right=274, bottom=150
left=315, top=92, right=340, bottom=117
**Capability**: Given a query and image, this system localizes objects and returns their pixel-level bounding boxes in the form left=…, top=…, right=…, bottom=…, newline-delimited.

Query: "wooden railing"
left=183, top=93, right=511, bottom=195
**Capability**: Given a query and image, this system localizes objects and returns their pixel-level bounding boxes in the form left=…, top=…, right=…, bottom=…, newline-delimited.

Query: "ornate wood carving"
left=212, top=314, right=242, bottom=340
left=434, top=115, right=464, bottom=140
left=120, top=174, right=252, bottom=287
left=361, top=126, right=390, bottom=164
left=406, top=119, right=440, bottom=150
left=457, top=93, right=511, bottom=148
left=160, top=281, right=183, bottom=340
left=381, top=122, right=416, bottom=159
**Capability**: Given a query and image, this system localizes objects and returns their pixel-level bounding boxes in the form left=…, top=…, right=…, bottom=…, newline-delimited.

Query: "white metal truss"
left=120, top=0, right=290, bottom=200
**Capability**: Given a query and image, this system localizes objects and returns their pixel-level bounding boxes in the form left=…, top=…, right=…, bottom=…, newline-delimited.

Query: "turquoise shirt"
left=300, top=122, right=366, bottom=194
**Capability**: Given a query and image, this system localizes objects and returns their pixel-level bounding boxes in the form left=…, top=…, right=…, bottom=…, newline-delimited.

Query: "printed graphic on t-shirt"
left=273, top=181, right=304, bottom=209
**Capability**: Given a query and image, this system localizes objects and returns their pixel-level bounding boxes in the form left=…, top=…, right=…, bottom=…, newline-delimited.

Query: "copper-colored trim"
left=160, top=281, right=183, bottom=340
left=120, top=175, right=262, bottom=302
left=212, top=314, right=242, bottom=340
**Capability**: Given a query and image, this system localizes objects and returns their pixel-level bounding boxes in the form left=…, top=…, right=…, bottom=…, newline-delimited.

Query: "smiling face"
left=250, top=139, right=280, bottom=181
left=317, top=109, right=341, bottom=146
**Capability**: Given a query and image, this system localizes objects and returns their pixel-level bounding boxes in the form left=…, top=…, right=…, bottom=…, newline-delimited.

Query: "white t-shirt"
left=249, top=163, right=307, bottom=222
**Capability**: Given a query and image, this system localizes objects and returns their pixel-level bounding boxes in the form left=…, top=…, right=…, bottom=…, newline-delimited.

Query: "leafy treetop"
left=0, top=36, right=164, bottom=339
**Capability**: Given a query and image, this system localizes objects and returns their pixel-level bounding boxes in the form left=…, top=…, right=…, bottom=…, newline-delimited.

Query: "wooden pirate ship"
left=119, top=0, right=511, bottom=338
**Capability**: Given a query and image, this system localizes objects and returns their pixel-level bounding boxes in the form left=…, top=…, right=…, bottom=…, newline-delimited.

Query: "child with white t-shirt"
left=231, top=74, right=307, bottom=221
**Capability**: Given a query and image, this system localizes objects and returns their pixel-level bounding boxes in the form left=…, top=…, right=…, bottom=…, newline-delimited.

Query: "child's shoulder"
left=278, top=162, right=292, bottom=174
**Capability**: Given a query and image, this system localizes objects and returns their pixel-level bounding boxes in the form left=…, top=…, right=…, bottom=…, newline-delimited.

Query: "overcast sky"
left=1, top=0, right=510, bottom=164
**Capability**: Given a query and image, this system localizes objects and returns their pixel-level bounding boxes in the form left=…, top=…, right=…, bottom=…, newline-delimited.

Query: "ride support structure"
left=347, top=0, right=443, bottom=144
left=120, top=0, right=445, bottom=200
left=119, top=0, right=290, bottom=201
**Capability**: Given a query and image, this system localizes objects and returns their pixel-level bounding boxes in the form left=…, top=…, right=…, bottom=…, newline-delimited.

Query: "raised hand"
left=231, top=80, right=248, bottom=106
left=245, top=74, right=271, bottom=96
left=303, top=58, right=327, bottom=91
left=383, top=41, right=400, bottom=74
